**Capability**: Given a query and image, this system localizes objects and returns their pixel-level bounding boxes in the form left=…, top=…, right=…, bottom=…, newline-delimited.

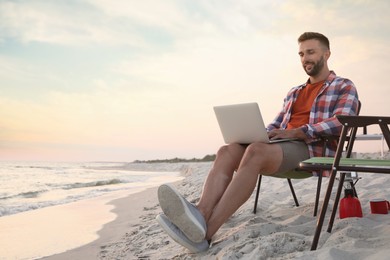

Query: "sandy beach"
left=32, top=153, right=390, bottom=259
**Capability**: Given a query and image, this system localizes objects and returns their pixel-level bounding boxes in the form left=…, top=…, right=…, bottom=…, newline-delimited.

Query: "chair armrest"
left=336, top=115, right=390, bottom=127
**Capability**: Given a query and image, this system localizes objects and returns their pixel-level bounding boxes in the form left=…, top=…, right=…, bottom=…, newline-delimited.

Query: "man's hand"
left=268, top=128, right=308, bottom=141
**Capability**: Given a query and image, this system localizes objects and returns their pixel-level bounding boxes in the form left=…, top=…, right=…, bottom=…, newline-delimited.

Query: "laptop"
left=213, top=102, right=296, bottom=144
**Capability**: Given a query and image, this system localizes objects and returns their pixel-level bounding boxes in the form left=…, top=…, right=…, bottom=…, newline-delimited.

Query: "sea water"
left=0, top=161, right=183, bottom=259
left=0, top=161, right=182, bottom=217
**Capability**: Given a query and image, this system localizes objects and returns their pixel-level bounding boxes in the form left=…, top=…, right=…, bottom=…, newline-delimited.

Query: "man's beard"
left=304, top=56, right=325, bottom=76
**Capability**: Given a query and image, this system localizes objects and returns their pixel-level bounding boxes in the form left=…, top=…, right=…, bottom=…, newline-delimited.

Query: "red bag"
left=339, top=189, right=363, bottom=219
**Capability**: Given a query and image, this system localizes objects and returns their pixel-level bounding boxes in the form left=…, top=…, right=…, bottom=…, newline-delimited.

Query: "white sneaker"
left=156, top=213, right=209, bottom=253
left=158, top=183, right=207, bottom=243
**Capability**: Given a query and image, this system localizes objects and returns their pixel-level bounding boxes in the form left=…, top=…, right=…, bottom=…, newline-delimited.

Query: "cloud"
left=0, top=0, right=286, bottom=48
left=279, top=0, right=390, bottom=38
left=2, top=0, right=389, bottom=48
left=87, top=0, right=187, bottom=29
left=0, top=0, right=147, bottom=46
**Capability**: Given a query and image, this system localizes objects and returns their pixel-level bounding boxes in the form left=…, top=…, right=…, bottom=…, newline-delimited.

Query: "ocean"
left=0, top=161, right=183, bottom=218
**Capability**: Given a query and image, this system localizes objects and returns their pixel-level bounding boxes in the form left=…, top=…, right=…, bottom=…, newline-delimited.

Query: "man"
left=156, top=32, right=359, bottom=253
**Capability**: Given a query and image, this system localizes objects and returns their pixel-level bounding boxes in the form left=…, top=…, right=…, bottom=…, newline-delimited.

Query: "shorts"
left=274, top=140, right=310, bottom=175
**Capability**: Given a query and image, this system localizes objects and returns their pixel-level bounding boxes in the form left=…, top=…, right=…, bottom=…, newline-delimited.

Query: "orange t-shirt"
left=287, top=80, right=325, bottom=129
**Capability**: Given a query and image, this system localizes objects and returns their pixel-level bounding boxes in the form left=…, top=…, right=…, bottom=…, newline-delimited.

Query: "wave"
left=0, top=200, right=67, bottom=217
left=62, top=178, right=123, bottom=190
left=13, top=165, right=59, bottom=170
left=19, top=191, right=42, bottom=198
left=0, top=189, right=47, bottom=200
left=0, top=179, right=123, bottom=201
left=0, top=179, right=125, bottom=217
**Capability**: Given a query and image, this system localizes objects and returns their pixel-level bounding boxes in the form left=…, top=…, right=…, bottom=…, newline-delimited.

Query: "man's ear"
left=325, top=50, right=331, bottom=60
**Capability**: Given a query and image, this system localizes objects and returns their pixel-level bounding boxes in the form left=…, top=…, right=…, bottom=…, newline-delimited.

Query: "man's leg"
left=204, top=142, right=283, bottom=240
left=157, top=143, right=246, bottom=244
left=197, top=143, right=247, bottom=222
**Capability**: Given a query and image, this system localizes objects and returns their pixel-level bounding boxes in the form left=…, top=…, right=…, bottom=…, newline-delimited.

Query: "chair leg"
left=327, top=172, right=346, bottom=233
left=311, top=168, right=338, bottom=250
left=350, top=181, right=358, bottom=198
left=287, top=179, right=299, bottom=207
left=253, top=175, right=262, bottom=214
left=313, top=174, right=323, bottom=217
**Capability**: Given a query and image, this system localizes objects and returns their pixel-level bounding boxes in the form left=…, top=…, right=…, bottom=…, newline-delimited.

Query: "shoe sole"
left=158, top=184, right=205, bottom=242
left=156, top=214, right=203, bottom=253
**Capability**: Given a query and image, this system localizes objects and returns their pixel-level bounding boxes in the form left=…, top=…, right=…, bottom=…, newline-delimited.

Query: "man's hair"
left=298, top=32, right=330, bottom=50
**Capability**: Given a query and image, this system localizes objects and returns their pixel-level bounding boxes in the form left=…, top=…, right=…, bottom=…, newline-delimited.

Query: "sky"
left=0, top=0, right=389, bottom=162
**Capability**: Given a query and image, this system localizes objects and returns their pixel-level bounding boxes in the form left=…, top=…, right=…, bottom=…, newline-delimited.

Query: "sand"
left=38, top=153, right=390, bottom=259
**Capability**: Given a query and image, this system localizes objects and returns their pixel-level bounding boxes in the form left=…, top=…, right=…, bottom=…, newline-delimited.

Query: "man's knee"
left=216, top=143, right=245, bottom=158
left=245, top=143, right=270, bottom=158
left=241, top=143, right=283, bottom=174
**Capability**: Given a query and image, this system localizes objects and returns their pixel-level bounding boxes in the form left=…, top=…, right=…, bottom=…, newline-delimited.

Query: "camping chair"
left=253, top=136, right=340, bottom=216
left=299, top=115, right=390, bottom=250
left=253, top=101, right=362, bottom=216
left=253, top=140, right=328, bottom=216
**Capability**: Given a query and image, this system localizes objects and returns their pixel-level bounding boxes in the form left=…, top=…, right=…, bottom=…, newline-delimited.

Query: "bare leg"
left=197, top=143, right=246, bottom=222
left=205, top=142, right=283, bottom=240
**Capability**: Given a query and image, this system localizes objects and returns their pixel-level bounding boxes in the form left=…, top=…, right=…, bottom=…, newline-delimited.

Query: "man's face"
left=298, top=39, right=328, bottom=77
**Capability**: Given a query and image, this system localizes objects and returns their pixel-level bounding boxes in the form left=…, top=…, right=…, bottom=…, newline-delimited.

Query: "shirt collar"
left=301, top=71, right=336, bottom=88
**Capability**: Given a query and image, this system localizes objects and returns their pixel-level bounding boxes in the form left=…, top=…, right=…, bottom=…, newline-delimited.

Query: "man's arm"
left=267, top=87, right=298, bottom=131
left=305, top=84, right=359, bottom=140
left=268, top=82, right=359, bottom=142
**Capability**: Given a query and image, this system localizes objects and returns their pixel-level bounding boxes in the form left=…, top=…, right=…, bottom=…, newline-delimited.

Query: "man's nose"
left=301, top=55, right=307, bottom=63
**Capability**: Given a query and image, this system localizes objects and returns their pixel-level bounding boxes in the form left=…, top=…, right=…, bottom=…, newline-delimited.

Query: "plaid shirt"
left=267, top=71, right=359, bottom=159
